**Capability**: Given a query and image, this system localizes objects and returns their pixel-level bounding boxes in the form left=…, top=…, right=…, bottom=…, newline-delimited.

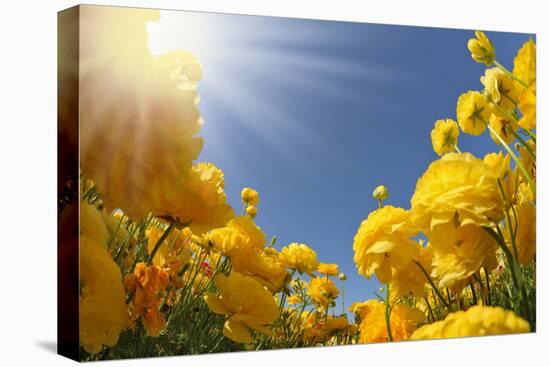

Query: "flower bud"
left=245, top=205, right=257, bottom=218
left=467, top=31, right=495, bottom=66
left=372, top=185, right=388, bottom=201
left=241, top=187, right=259, bottom=206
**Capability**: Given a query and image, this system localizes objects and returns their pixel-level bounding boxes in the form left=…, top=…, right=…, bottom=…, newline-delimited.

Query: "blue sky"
left=149, top=11, right=533, bottom=313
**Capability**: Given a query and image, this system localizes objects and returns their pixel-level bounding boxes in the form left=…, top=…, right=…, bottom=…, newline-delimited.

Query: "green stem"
left=424, top=296, right=435, bottom=322
left=483, top=267, right=492, bottom=306
left=414, top=260, right=450, bottom=309
left=147, top=221, right=176, bottom=266
left=341, top=279, right=345, bottom=315
left=454, top=144, right=462, bottom=153
left=469, top=281, right=478, bottom=305
left=241, top=203, right=248, bottom=216
left=384, top=283, right=393, bottom=342
left=523, top=128, right=536, bottom=142
left=494, top=60, right=529, bottom=89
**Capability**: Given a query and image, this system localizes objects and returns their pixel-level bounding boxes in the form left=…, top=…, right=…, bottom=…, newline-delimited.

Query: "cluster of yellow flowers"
left=63, top=8, right=535, bottom=357
left=352, top=30, right=535, bottom=344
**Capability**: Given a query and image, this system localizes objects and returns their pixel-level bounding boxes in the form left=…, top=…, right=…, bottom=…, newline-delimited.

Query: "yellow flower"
left=153, top=163, right=235, bottom=235
left=430, top=225, right=498, bottom=288
left=80, top=201, right=108, bottom=247
left=206, top=215, right=266, bottom=255
left=79, top=7, right=204, bottom=220
left=517, top=88, right=536, bottom=130
left=241, top=187, right=259, bottom=206
left=513, top=38, right=536, bottom=93
left=353, top=206, right=419, bottom=283
left=467, top=31, right=495, bottom=66
left=303, top=315, right=352, bottom=344
left=390, top=242, right=432, bottom=299
left=488, top=113, right=518, bottom=146
left=456, top=91, right=491, bottom=135
left=358, top=300, right=425, bottom=343
left=308, top=276, right=340, bottom=310
left=411, top=305, right=530, bottom=340
left=480, top=67, right=519, bottom=111
left=245, top=205, right=258, bottom=218
left=504, top=201, right=536, bottom=265
left=204, top=272, right=279, bottom=343
left=124, top=263, right=170, bottom=337
left=318, top=263, right=339, bottom=276
left=372, top=185, right=389, bottom=201
left=80, top=236, right=127, bottom=354
left=411, top=153, right=504, bottom=246
left=280, top=243, right=320, bottom=274
left=431, top=119, right=459, bottom=156
left=146, top=226, right=192, bottom=276
left=229, top=246, right=289, bottom=292
left=483, top=151, right=511, bottom=179
left=517, top=139, right=536, bottom=183
left=288, top=295, right=301, bottom=306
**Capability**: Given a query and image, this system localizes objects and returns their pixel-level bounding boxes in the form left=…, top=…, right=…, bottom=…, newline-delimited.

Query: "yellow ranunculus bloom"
left=411, top=305, right=530, bottom=340
left=390, top=242, right=432, bottom=299
left=430, top=119, right=459, bottom=156
left=206, top=215, right=266, bottom=254
left=204, top=272, right=279, bottom=343
left=280, top=243, right=320, bottom=274
left=146, top=226, right=192, bottom=276
left=372, top=185, right=389, bottom=201
left=467, top=31, right=495, bottom=66
left=504, top=201, right=536, bottom=265
left=353, top=206, right=419, bottom=283
left=456, top=91, right=491, bottom=135
left=308, top=276, right=340, bottom=310
left=318, top=263, right=339, bottom=276
left=483, top=151, right=511, bottom=179
left=480, top=67, right=518, bottom=111
left=430, top=224, right=498, bottom=288
left=358, top=300, right=425, bottom=343
left=411, top=153, right=504, bottom=244
left=517, top=139, right=536, bottom=184
left=518, top=88, right=536, bottom=130
left=80, top=236, right=128, bottom=354
left=513, top=38, right=536, bottom=93
left=153, top=163, right=235, bottom=235
left=79, top=7, right=204, bottom=220
left=488, top=113, right=518, bottom=146
left=229, top=246, right=289, bottom=292
left=241, top=187, right=259, bottom=206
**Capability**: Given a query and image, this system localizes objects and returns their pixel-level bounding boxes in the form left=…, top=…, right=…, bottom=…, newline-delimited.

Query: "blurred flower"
left=318, top=263, right=339, bottom=276
left=518, top=88, right=536, bottom=130
left=147, top=226, right=192, bottom=276
left=80, top=201, right=108, bottom=247
left=308, top=276, right=340, bottom=310
left=411, top=305, right=529, bottom=339
left=431, top=119, right=459, bottom=156
left=154, top=163, right=235, bottom=235
left=204, top=272, right=279, bottom=343
left=513, top=38, right=536, bottom=93
left=241, top=187, right=259, bottom=206
left=80, top=235, right=127, bottom=353
left=390, top=242, right=432, bottom=299
left=456, top=91, right=491, bottom=135
left=79, top=7, right=204, bottom=220
left=353, top=206, right=419, bottom=283
left=467, top=31, right=495, bottom=66
left=504, top=201, right=536, bottom=265
left=287, top=295, right=301, bottom=306
left=280, top=243, right=320, bottom=275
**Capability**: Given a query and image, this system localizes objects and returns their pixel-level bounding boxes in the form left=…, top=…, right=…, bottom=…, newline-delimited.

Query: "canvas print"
left=57, top=4, right=536, bottom=361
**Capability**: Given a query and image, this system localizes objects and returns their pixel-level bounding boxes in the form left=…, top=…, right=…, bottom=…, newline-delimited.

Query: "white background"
left=0, top=0, right=547, bottom=365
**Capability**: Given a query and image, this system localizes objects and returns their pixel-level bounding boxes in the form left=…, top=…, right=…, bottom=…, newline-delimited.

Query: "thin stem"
left=454, top=144, right=462, bottom=153
left=414, top=260, right=450, bottom=309
left=469, top=281, right=478, bottom=305
left=523, top=128, right=536, bottom=142
left=424, top=296, right=435, bottom=322
left=384, top=283, right=393, bottom=342
left=483, top=266, right=492, bottom=306
left=241, top=203, right=248, bottom=216
left=341, top=279, right=345, bottom=315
